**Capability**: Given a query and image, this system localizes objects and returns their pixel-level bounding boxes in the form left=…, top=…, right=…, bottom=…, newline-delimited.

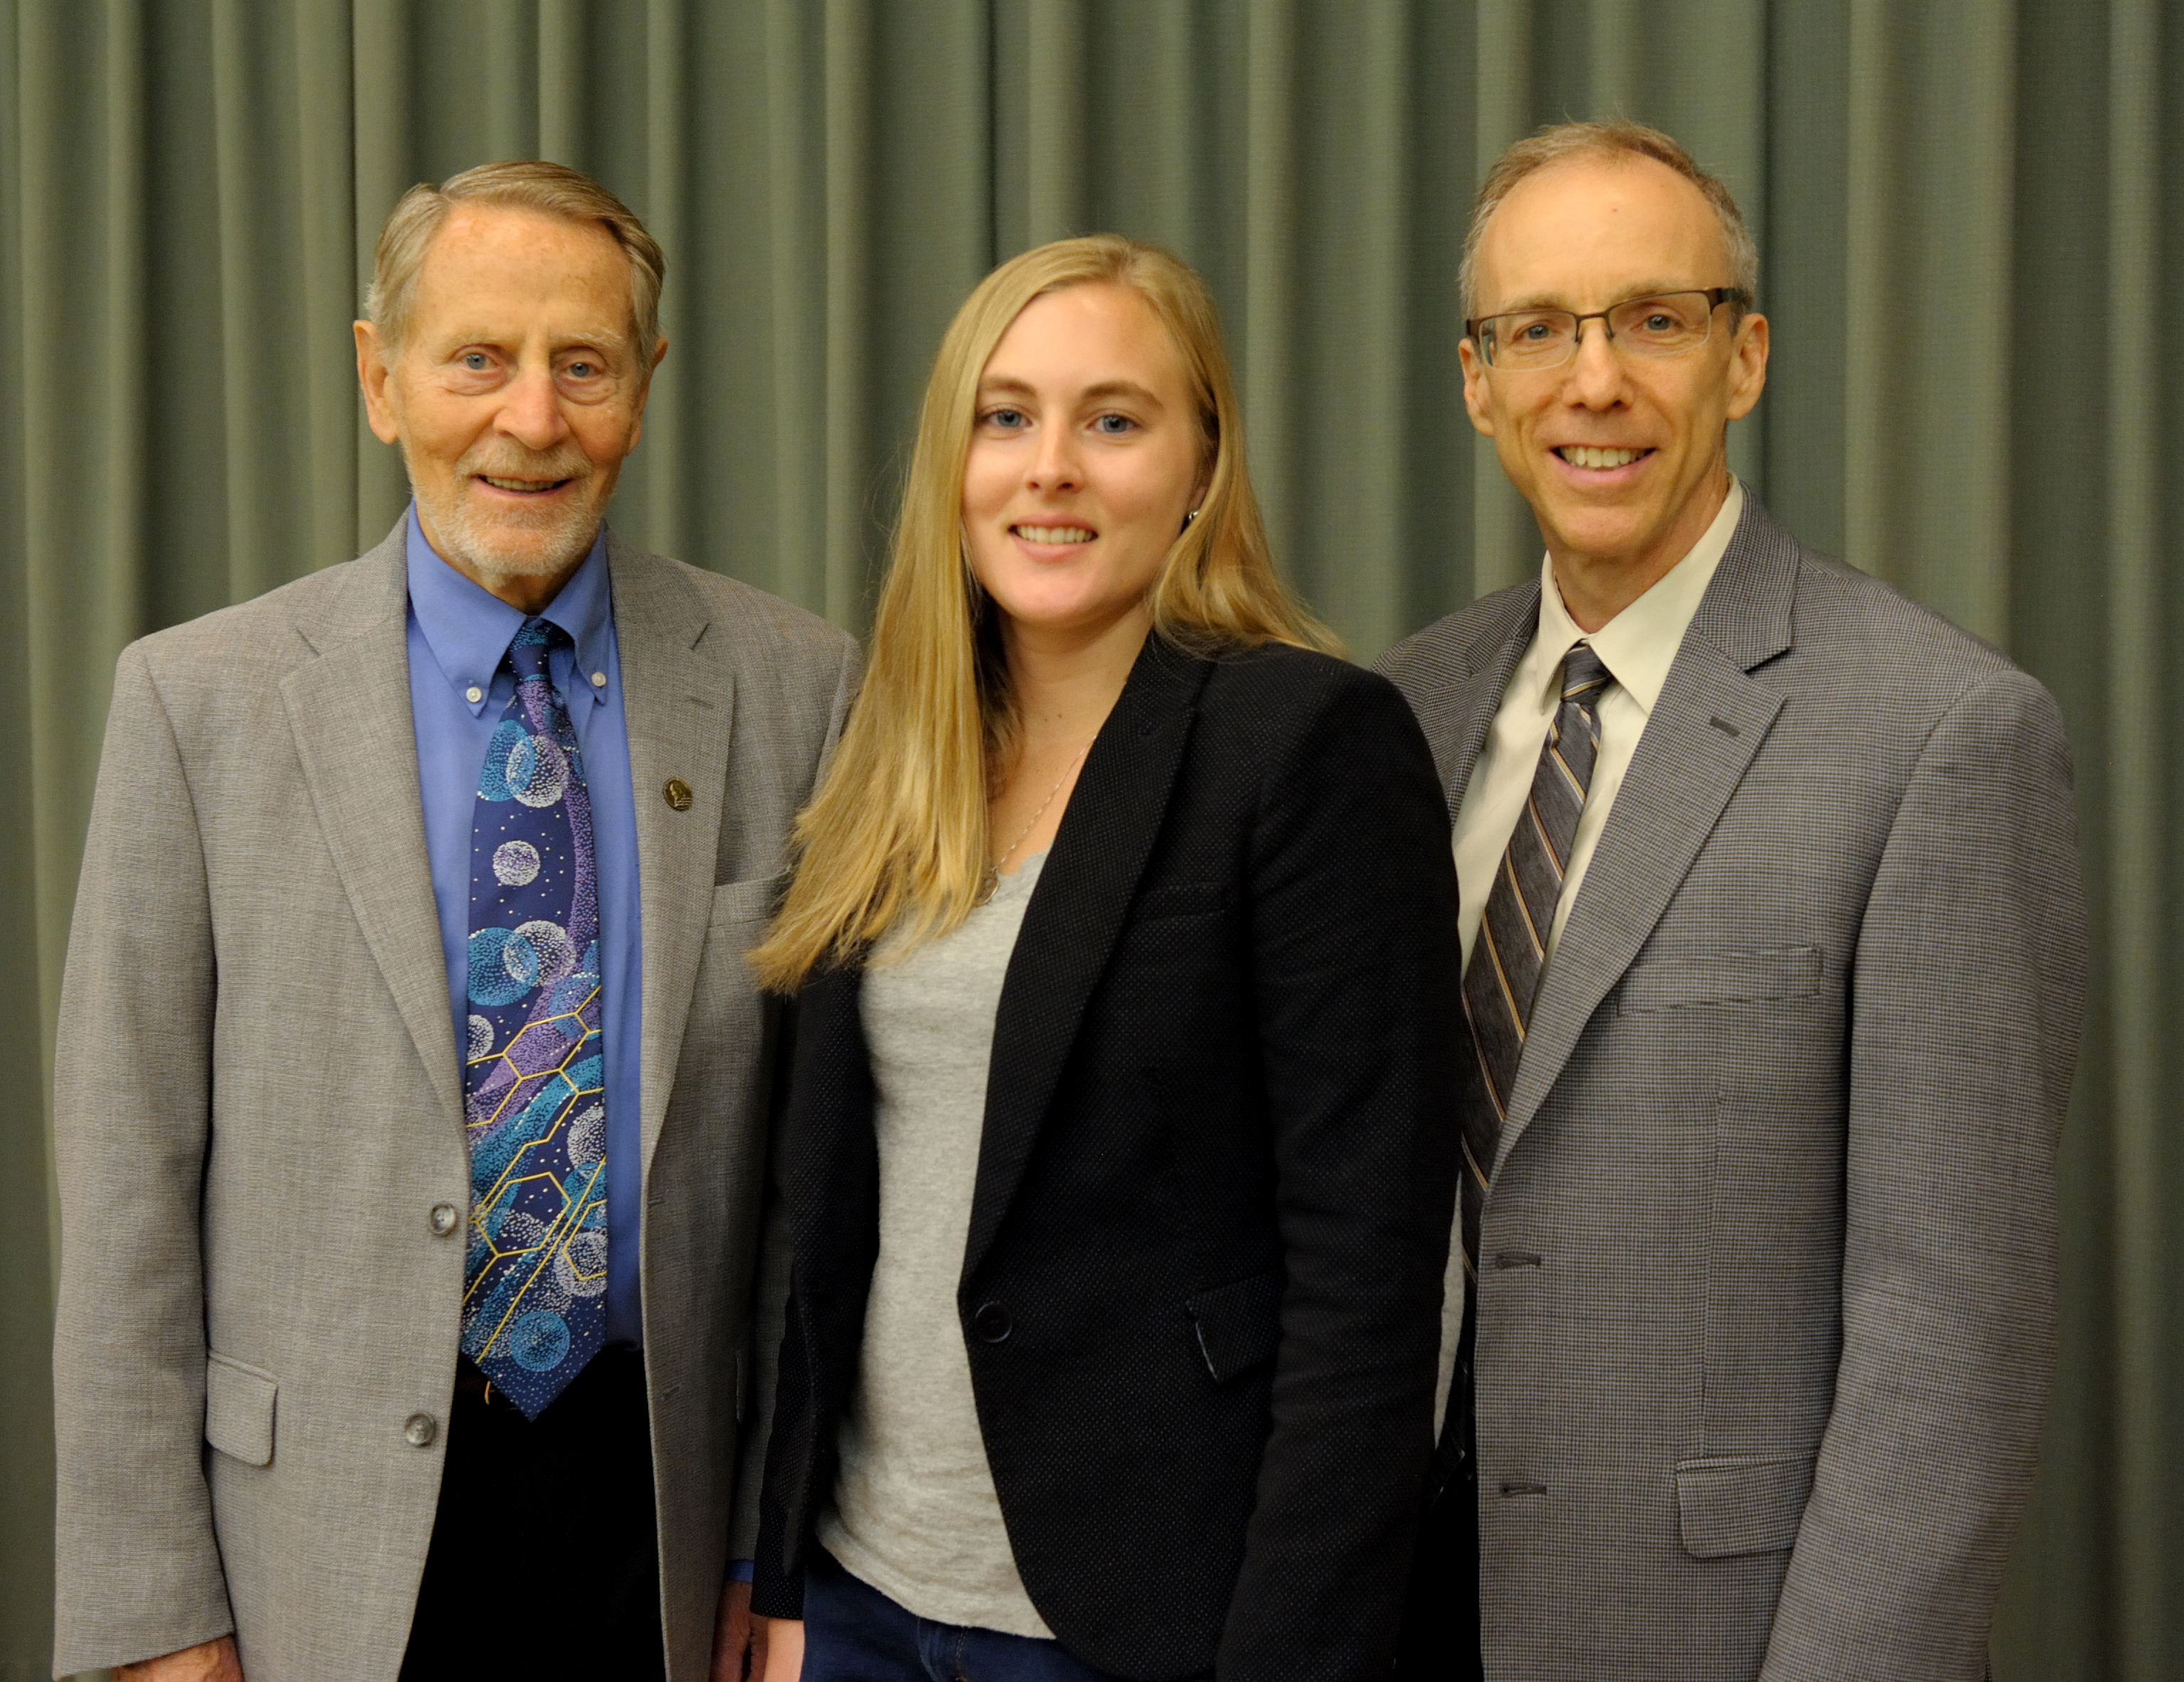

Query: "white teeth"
left=1015, top=524, right=1096, bottom=544
left=1559, top=446, right=1643, bottom=470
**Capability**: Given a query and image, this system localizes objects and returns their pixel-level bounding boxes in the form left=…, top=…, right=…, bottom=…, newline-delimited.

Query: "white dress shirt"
left=1452, top=477, right=1746, bottom=970
left=1433, top=477, right=1743, bottom=1434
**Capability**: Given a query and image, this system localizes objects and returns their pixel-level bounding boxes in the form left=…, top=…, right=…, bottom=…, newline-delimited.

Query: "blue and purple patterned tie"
left=460, top=618, right=608, bottom=1419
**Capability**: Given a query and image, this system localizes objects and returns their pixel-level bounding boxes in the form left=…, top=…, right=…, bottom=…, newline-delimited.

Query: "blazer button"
left=403, top=1413, right=438, bottom=1448
left=428, top=1202, right=460, bottom=1236
left=971, top=1303, right=1013, bottom=1343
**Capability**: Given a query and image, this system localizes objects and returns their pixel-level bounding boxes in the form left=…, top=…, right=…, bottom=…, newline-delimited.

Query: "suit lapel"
left=1431, top=584, right=1540, bottom=821
left=609, top=537, right=734, bottom=1183
left=1495, top=498, right=1801, bottom=1168
left=962, top=637, right=1210, bottom=1283
left=283, top=529, right=463, bottom=1126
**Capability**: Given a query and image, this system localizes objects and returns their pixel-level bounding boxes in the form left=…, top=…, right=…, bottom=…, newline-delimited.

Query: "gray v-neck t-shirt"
left=818, top=852, right=1054, bottom=1637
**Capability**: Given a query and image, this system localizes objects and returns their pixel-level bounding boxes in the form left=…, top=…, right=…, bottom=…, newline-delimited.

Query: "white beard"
left=407, top=440, right=606, bottom=581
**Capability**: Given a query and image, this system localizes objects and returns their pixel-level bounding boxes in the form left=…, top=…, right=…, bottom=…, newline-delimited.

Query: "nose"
left=497, top=361, right=569, bottom=450
left=1027, top=420, right=1083, bottom=491
left=1565, top=315, right=1628, bottom=409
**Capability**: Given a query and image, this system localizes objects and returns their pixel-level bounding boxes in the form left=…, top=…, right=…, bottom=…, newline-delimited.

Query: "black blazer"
left=752, top=635, right=1463, bottom=1681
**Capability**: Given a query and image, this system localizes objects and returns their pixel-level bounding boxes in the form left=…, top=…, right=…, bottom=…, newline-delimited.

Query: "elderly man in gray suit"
left=1377, top=122, right=2085, bottom=1681
left=51, top=162, right=852, bottom=1682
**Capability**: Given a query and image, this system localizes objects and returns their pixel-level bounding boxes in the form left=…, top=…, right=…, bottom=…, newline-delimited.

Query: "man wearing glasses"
left=1377, top=121, right=2084, bottom=1680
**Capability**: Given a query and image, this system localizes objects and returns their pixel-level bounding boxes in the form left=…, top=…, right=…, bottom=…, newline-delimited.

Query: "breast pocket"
left=711, top=872, right=785, bottom=927
left=1616, top=946, right=1823, bottom=1013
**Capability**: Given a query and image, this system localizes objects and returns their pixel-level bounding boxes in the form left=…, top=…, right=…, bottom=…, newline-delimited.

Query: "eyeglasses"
left=1466, top=288, right=1749, bottom=371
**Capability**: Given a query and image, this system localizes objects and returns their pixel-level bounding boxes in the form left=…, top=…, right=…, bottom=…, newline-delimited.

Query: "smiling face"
left=961, top=282, right=1209, bottom=651
left=355, top=205, right=664, bottom=603
left=1461, top=154, right=1767, bottom=603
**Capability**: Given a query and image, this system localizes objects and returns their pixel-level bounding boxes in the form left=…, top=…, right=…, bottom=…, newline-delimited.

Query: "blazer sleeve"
left=50, top=645, right=236, bottom=1673
left=726, top=637, right=860, bottom=1567
left=1216, top=667, right=1465, bottom=1681
left=1760, top=670, right=2086, bottom=1682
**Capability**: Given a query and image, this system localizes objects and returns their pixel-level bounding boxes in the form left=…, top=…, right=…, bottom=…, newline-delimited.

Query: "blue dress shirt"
left=405, top=506, right=646, bottom=1348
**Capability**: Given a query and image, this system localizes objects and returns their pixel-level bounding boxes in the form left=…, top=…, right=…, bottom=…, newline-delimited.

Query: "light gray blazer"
left=1375, top=496, right=2085, bottom=1682
left=51, top=524, right=856, bottom=1682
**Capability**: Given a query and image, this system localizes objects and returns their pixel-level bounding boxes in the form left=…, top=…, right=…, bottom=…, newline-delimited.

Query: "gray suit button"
left=429, top=1202, right=460, bottom=1236
left=403, top=1413, right=438, bottom=1447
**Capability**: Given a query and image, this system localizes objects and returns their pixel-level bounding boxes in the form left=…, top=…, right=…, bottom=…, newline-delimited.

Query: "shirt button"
left=429, top=1202, right=460, bottom=1236
left=590, top=670, right=606, bottom=688
left=403, top=1413, right=437, bottom=1448
left=465, top=685, right=484, bottom=704
left=971, top=1303, right=1013, bottom=1343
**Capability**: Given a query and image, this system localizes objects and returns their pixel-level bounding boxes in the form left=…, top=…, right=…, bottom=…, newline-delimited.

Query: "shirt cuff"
left=728, top=1557, right=755, bottom=1584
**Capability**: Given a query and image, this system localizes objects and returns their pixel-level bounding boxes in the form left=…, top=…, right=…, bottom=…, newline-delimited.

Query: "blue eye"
left=564, top=360, right=599, bottom=379
left=1093, top=413, right=1135, bottom=435
left=983, top=407, right=1027, bottom=430
left=462, top=352, right=492, bottom=371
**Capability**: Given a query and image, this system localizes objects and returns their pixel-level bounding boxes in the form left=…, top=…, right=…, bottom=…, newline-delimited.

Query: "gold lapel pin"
left=663, top=778, right=694, bottom=811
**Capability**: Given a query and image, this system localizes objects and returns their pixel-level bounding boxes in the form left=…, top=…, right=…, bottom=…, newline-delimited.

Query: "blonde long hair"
left=751, top=234, right=1335, bottom=991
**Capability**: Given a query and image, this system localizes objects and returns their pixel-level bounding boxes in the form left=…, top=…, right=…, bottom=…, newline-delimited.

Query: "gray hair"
left=364, top=159, right=665, bottom=359
left=1459, top=120, right=1759, bottom=319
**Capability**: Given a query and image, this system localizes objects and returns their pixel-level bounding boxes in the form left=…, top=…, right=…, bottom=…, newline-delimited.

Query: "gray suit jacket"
left=51, top=524, right=856, bottom=1682
left=1374, top=495, right=2084, bottom=1682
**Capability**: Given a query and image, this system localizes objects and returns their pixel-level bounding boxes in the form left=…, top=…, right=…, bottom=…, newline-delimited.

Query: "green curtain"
left=4, top=2, right=2177, bottom=1677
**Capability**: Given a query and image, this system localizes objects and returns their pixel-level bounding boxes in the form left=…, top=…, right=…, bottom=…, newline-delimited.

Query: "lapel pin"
left=663, top=778, right=694, bottom=811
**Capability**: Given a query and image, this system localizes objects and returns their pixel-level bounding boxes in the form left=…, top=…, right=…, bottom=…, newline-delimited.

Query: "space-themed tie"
left=459, top=618, right=608, bottom=1419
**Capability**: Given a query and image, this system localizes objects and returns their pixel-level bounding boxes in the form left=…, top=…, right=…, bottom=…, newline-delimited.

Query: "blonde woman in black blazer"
left=746, top=236, right=1462, bottom=1682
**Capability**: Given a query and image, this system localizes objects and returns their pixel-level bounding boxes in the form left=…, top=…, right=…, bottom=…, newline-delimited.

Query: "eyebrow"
left=976, top=375, right=1166, bottom=408
left=1490, top=282, right=1705, bottom=312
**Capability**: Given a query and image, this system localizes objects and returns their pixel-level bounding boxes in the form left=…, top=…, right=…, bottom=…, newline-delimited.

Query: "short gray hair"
left=364, top=159, right=666, bottom=359
left=1460, top=120, right=1759, bottom=319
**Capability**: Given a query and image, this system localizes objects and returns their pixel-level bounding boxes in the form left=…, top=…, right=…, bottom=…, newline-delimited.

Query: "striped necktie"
left=1456, top=643, right=1613, bottom=1279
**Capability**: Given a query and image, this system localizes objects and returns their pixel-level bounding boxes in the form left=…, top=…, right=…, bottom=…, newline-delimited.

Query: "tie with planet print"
left=460, top=617, right=608, bottom=1419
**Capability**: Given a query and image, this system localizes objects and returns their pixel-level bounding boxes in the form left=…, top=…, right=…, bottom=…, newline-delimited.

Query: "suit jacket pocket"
left=205, top=1351, right=278, bottom=1468
left=712, top=872, right=785, bottom=926
left=1675, top=1451, right=1815, bottom=1557
left=1618, top=946, right=1823, bottom=1012
left=1186, top=1269, right=1283, bottom=1383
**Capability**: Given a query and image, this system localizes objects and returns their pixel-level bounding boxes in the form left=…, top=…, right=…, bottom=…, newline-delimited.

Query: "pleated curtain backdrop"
left=2, top=2, right=2178, bottom=1678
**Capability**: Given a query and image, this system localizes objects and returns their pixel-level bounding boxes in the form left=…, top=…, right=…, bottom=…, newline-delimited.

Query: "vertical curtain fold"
left=4, top=4, right=2177, bottom=1676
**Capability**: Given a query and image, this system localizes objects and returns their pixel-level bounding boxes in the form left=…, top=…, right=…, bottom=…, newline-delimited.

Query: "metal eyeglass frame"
left=1465, top=287, right=1751, bottom=369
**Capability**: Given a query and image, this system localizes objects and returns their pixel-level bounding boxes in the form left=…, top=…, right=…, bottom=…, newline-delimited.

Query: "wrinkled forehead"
left=1475, top=154, right=1732, bottom=313
left=407, top=206, right=639, bottom=347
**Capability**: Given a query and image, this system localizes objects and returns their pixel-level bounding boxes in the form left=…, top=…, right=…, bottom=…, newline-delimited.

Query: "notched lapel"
left=612, top=543, right=734, bottom=1183
left=1496, top=640, right=1783, bottom=1167
left=1494, top=497, right=1802, bottom=1167
left=1439, top=588, right=1539, bottom=820
left=282, top=551, right=462, bottom=1128
left=962, top=640, right=1211, bottom=1284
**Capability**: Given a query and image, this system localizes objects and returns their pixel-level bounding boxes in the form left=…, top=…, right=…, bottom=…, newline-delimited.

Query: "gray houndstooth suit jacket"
left=50, top=522, right=856, bottom=1681
left=1374, top=494, right=2086, bottom=1682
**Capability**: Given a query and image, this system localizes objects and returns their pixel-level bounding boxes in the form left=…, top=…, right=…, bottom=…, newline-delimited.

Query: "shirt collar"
left=1529, top=476, right=1745, bottom=717
left=405, top=503, right=615, bottom=715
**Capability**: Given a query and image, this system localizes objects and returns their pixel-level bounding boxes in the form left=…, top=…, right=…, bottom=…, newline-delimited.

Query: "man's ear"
left=354, top=322, right=402, bottom=445
left=624, top=337, right=669, bottom=453
left=1458, top=337, right=1496, bottom=438
left=1724, top=310, right=1769, bottom=423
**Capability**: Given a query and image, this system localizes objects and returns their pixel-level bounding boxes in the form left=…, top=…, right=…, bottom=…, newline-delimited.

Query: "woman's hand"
left=758, top=1617, right=805, bottom=1682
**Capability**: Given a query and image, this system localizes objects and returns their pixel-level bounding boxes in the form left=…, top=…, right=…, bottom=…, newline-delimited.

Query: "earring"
left=1182, top=508, right=1201, bottom=530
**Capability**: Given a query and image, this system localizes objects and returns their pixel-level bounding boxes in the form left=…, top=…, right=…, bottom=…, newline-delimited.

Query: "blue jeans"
left=802, top=1550, right=1121, bottom=1682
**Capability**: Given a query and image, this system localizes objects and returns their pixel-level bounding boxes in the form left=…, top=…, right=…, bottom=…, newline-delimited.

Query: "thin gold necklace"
left=977, top=741, right=1091, bottom=906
